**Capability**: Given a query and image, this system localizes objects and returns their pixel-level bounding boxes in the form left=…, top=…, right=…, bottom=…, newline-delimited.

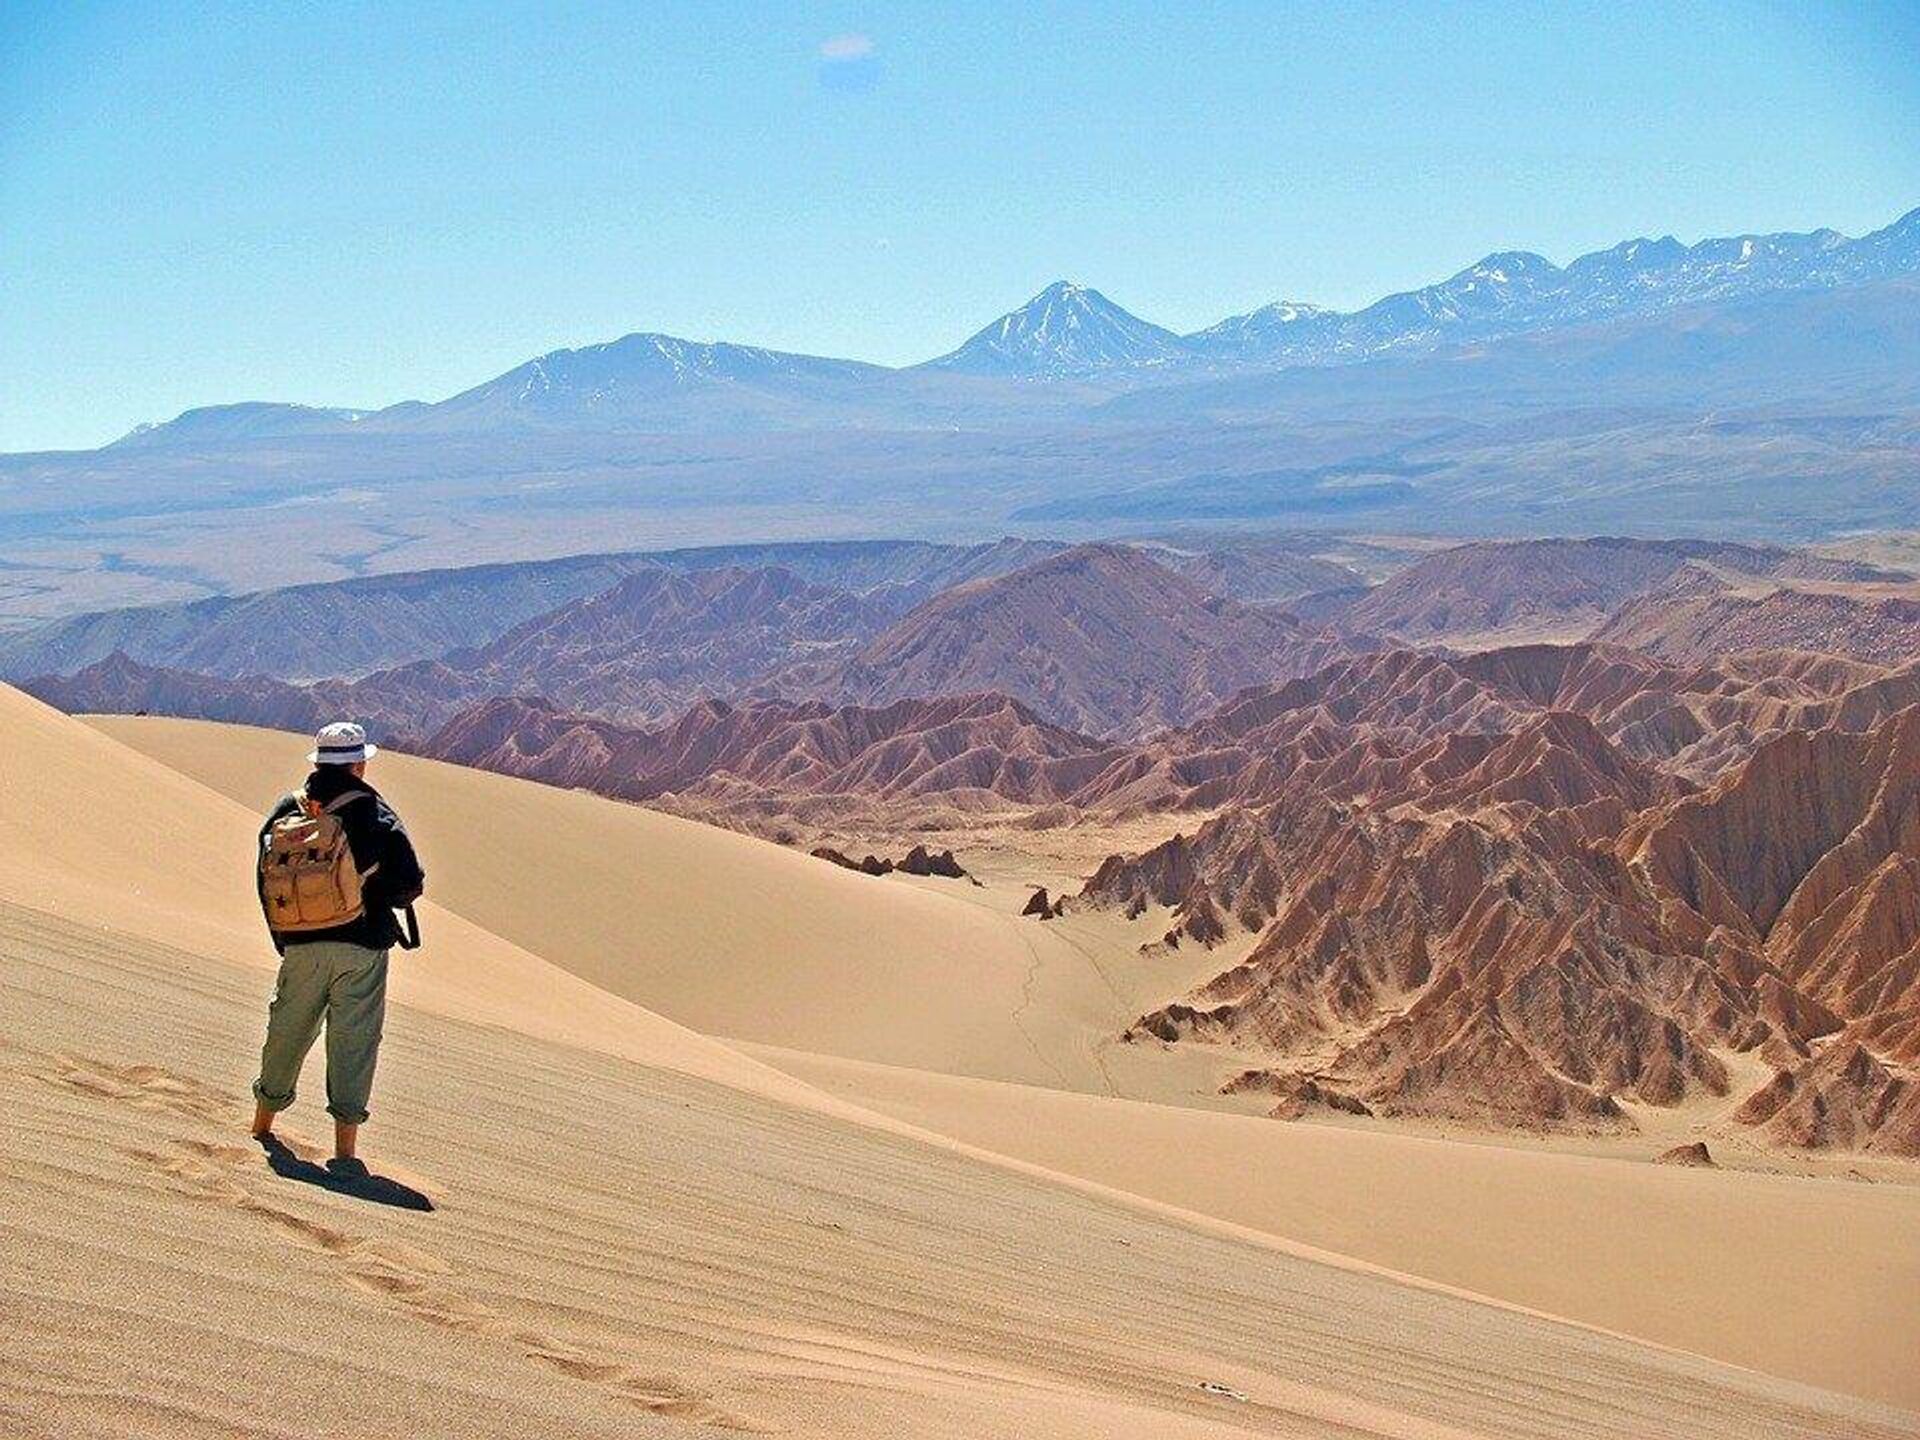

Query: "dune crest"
left=0, top=684, right=802, bottom=1101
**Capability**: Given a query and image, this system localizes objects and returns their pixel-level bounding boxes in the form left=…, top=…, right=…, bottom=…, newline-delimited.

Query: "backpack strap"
left=316, top=789, right=382, bottom=879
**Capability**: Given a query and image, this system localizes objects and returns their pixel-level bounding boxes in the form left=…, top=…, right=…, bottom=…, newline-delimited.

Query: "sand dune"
left=0, top=689, right=1909, bottom=1436
left=17, top=898, right=1910, bottom=1438
left=87, top=710, right=1920, bottom=1416
left=2, top=686, right=799, bottom=1102
left=748, top=1046, right=1920, bottom=1409
left=85, top=714, right=1126, bottom=1092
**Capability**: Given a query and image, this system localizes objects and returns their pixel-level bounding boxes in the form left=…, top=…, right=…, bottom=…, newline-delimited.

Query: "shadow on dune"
left=257, top=1135, right=434, bottom=1212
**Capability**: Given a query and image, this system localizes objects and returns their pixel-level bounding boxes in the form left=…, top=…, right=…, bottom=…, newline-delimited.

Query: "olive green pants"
left=252, top=941, right=389, bottom=1124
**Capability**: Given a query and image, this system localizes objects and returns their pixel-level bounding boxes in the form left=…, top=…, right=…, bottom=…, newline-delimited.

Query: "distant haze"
left=4, top=3, right=1916, bottom=450
left=2, top=212, right=1917, bottom=625
left=78, top=205, right=1920, bottom=446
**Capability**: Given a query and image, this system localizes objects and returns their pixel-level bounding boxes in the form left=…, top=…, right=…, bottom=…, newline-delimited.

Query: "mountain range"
left=0, top=538, right=1071, bottom=682
left=9, top=205, right=1920, bottom=628
left=20, top=533, right=1920, bottom=743
left=1181, top=210, right=1920, bottom=368
left=15, top=543, right=1369, bottom=741
left=19, top=530, right=1920, bottom=1152
left=100, top=207, right=1920, bottom=445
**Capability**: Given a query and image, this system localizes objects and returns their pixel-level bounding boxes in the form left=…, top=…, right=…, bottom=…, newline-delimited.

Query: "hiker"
left=250, top=721, right=424, bottom=1167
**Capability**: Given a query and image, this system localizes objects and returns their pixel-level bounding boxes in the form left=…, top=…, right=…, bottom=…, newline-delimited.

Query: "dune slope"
left=750, top=1046, right=1920, bottom=1410
left=90, top=711, right=1920, bottom=1412
left=16, top=901, right=1913, bottom=1439
left=11, top=689, right=1913, bottom=1435
left=85, top=714, right=1126, bottom=1092
left=0, top=685, right=796, bottom=1100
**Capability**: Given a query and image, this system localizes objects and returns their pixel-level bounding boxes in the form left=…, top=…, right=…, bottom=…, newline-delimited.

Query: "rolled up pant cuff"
left=326, top=1104, right=370, bottom=1124
left=252, top=1080, right=294, bottom=1112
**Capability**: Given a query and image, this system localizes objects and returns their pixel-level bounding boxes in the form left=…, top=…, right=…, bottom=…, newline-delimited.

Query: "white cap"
left=308, top=720, right=379, bottom=766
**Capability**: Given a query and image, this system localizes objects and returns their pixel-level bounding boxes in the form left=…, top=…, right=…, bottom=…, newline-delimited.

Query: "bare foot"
left=333, top=1118, right=359, bottom=1162
left=251, top=1100, right=276, bottom=1138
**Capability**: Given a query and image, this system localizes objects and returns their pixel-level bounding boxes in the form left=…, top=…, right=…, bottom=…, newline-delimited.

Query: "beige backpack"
left=260, top=792, right=370, bottom=932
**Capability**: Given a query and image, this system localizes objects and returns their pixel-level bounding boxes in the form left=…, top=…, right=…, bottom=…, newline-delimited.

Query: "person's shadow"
left=257, top=1134, right=434, bottom=1213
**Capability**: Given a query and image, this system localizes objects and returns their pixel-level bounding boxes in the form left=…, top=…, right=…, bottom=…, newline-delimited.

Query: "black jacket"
left=258, top=768, right=425, bottom=953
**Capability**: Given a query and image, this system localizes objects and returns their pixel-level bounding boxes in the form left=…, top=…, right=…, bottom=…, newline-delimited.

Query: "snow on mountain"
left=317, top=328, right=917, bottom=434
left=423, top=332, right=890, bottom=424
left=1182, top=301, right=1337, bottom=361
left=92, top=205, right=1920, bottom=445
left=916, top=281, right=1194, bottom=378
left=1346, top=251, right=1563, bottom=341
left=1188, top=206, right=1920, bottom=366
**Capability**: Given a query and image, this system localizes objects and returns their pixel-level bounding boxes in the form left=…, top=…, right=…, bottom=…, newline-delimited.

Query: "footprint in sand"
left=51, top=1057, right=771, bottom=1433
left=37, top=1053, right=231, bottom=1124
left=126, top=1144, right=253, bottom=1204
left=40, top=1053, right=444, bottom=1206
left=174, top=1137, right=260, bottom=1165
left=517, top=1333, right=778, bottom=1431
left=119, top=1132, right=771, bottom=1432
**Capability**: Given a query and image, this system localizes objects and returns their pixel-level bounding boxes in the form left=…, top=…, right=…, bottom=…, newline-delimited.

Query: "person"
left=250, top=721, right=424, bottom=1168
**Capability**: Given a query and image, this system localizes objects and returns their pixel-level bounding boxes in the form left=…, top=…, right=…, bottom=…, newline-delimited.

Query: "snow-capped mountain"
left=1190, top=207, right=1920, bottom=366
left=482, top=333, right=882, bottom=397
left=98, top=205, right=1920, bottom=447
left=916, top=281, right=1193, bottom=378
left=408, top=332, right=890, bottom=429
left=1182, top=301, right=1336, bottom=362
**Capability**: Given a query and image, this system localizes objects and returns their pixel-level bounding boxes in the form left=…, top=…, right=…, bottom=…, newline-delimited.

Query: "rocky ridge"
left=1089, top=701, right=1920, bottom=1154
left=762, top=544, right=1360, bottom=738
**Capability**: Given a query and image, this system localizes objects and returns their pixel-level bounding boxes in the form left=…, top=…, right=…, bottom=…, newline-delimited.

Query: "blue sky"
left=3, top=1, right=1916, bottom=452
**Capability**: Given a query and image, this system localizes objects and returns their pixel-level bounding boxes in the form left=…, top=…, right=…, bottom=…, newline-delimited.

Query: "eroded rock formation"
left=1096, top=705, right=1920, bottom=1152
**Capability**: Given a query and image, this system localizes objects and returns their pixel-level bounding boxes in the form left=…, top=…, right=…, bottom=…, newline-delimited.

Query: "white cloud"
left=819, top=33, right=874, bottom=62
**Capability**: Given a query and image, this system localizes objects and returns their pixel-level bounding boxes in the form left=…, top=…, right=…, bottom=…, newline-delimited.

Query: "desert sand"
left=86, top=713, right=1130, bottom=1093
left=747, top=1046, right=1920, bottom=1409
left=14, top=705, right=1914, bottom=1438
left=73, top=712, right=1920, bottom=1420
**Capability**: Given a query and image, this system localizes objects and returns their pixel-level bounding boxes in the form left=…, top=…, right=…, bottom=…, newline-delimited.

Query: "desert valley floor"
left=4, top=686, right=1917, bottom=1438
